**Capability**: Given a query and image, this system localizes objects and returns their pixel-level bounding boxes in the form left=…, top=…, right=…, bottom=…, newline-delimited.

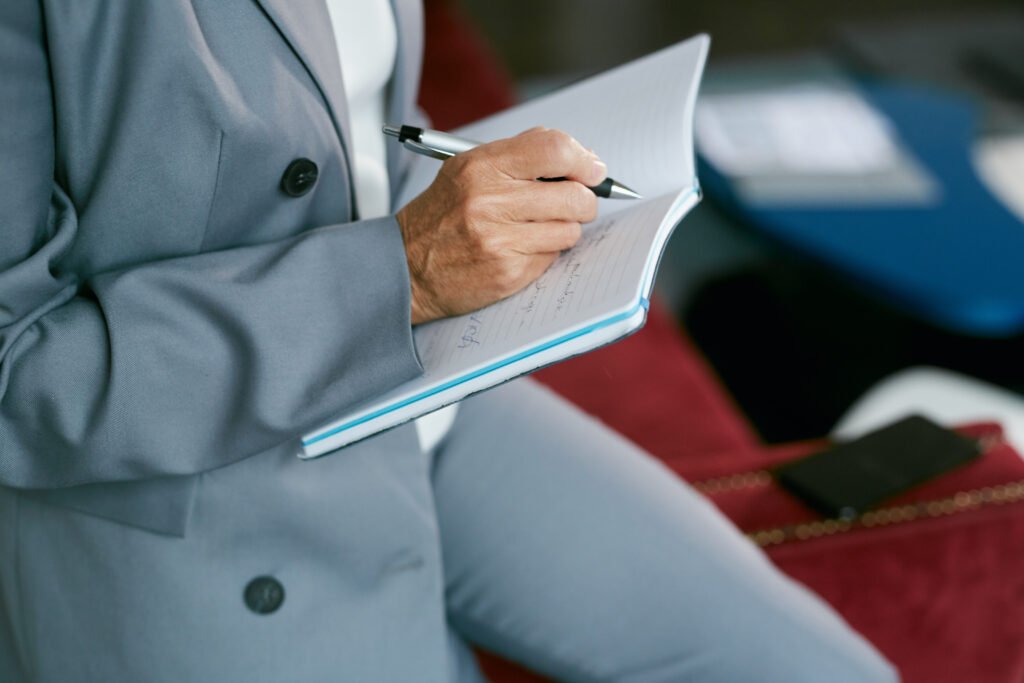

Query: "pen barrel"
left=588, top=178, right=614, bottom=198
left=419, top=129, right=479, bottom=155
left=538, top=177, right=614, bottom=198
left=390, top=125, right=639, bottom=199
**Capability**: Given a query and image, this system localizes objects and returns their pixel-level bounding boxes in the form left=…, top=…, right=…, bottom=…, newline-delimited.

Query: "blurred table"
left=675, top=44, right=1024, bottom=442
left=694, top=52, right=1024, bottom=338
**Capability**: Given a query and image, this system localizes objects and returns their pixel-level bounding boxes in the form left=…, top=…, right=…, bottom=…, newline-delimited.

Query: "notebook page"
left=302, top=36, right=709, bottom=454
left=395, top=35, right=709, bottom=212
left=411, top=193, right=678, bottom=380
left=301, top=188, right=694, bottom=455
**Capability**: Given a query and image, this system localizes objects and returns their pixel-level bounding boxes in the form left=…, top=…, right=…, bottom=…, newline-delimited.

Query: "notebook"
left=300, top=34, right=710, bottom=458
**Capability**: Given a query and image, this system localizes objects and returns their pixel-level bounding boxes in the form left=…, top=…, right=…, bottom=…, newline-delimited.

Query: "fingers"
left=486, top=128, right=608, bottom=187
left=488, top=250, right=561, bottom=302
left=518, top=251, right=561, bottom=288
left=398, top=127, right=602, bottom=324
left=499, top=180, right=598, bottom=224
left=509, top=220, right=583, bottom=254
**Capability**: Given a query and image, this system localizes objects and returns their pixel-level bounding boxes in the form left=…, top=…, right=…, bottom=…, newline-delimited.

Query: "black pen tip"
left=608, top=181, right=642, bottom=200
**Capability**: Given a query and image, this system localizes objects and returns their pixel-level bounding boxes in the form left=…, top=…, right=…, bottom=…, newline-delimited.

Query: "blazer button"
left=244, top=576, right=285, bottom=615
left=280, top=158, right=319, bottom=197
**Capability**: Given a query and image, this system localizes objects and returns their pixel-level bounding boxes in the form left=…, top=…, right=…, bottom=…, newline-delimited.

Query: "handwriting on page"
left=523, top=221, right=613, bottom=327
left=503, top=220, right=616, bottom=335
left=457, top=314, right=484, bottom=348
left=413, top=210, right=652, bottom=374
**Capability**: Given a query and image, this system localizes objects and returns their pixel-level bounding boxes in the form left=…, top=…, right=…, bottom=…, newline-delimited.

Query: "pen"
left=383, top=124, right=642, bottom=200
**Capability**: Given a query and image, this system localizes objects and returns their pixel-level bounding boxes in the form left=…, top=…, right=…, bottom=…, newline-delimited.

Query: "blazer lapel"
left=252, top=0, right=357, bottom=210
left=253, top=0, right=424, bottom=211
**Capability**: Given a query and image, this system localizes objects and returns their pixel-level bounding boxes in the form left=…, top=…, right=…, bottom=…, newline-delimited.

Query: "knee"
left=701, top=620, right=900, bottom=683
left=619, top=633, right=899, bottom=683
left=700, top=568, right=901, bottom=683
left=767, top=638, right=899, bottom=683
left=608, top=595, right=901, bottom=683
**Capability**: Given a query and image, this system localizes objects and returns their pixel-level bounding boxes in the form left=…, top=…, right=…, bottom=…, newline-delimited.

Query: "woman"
left=0, top=1, right=897, bottom=680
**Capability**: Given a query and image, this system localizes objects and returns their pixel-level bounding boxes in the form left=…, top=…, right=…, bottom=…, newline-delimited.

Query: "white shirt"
left=325, top=0, right=458, bottom=452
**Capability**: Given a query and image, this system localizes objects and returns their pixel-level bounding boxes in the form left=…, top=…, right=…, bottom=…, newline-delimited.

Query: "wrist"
left=409, top=273, right=445, bottom=326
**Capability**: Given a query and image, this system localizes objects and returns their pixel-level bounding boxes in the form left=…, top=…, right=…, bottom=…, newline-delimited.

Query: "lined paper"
left=412, top=197, right=671, bottom=378
left=302, top=35, right=709, bottom=456
left=396, top=36, right=709, bottom=213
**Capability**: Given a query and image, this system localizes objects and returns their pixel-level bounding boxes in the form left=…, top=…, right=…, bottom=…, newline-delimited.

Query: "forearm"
left=0, top=212, right=422, bottom=489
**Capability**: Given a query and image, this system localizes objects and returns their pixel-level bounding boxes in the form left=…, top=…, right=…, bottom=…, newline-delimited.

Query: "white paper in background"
left=695, top=87, right=901, bottom=176
left=973, top=134, right=1024, bottom=223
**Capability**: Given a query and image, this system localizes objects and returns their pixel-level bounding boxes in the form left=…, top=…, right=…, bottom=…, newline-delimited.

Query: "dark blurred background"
left=441, top=0, right=1024, bottom=444
left=459, top=0, right=1022, bottom=82
left=426, top=9, right=1024, bottom=680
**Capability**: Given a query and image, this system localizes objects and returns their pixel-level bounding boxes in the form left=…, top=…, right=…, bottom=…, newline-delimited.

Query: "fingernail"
left=590, top=158, right=607, bottom=183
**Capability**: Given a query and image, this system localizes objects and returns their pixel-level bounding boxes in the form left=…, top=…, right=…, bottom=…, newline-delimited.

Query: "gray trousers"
left=0, top=380, right=897, bottom=682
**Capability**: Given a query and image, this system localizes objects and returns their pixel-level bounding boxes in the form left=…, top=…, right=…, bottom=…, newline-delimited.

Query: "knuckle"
left=580, top=187, right=598, bottom=222
left=465, top=222, right=487, bottom=249
left=494, top=259, right=521, bottom=292
left=545, top=131, right=578, bottom=163
left=551, top=222, right=581, bottom=252
left=456, top=194, right=477, bottom=221
left=471, top=227, right=503, bottom=256
left=565, top=221, right=583, bottom=246
left=461, top=193, right=492, bottom=223
left=560, top=182, right=593, bottom=218
left=572, top=182, right=597, bottom=218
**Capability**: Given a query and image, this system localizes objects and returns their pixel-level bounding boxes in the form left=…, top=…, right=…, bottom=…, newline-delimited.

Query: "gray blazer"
left=0, top=0, right=427, bottom=536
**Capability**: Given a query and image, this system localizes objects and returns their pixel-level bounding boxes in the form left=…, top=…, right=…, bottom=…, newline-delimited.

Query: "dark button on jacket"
left=280, top=158, right=319, bottom=197
left=244, top=576, right=285, bottom=614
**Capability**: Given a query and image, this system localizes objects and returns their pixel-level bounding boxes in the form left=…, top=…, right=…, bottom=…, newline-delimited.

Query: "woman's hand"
left=396, top=127, right=607, bottom=325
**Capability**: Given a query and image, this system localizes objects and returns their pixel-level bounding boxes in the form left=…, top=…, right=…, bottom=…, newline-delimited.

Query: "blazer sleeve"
left=0, top=3, right=423, bottom=489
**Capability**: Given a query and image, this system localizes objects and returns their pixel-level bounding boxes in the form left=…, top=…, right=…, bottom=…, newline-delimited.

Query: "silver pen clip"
left=402, top=139, right=455, bottom=161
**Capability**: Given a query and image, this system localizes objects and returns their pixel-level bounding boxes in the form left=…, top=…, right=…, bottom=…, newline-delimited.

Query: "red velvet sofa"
left=419, top=3, right=1024, bottom=681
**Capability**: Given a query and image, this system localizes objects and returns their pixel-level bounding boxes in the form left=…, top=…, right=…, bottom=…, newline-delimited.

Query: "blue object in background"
left=698, top=83, right=1024, bottom=338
